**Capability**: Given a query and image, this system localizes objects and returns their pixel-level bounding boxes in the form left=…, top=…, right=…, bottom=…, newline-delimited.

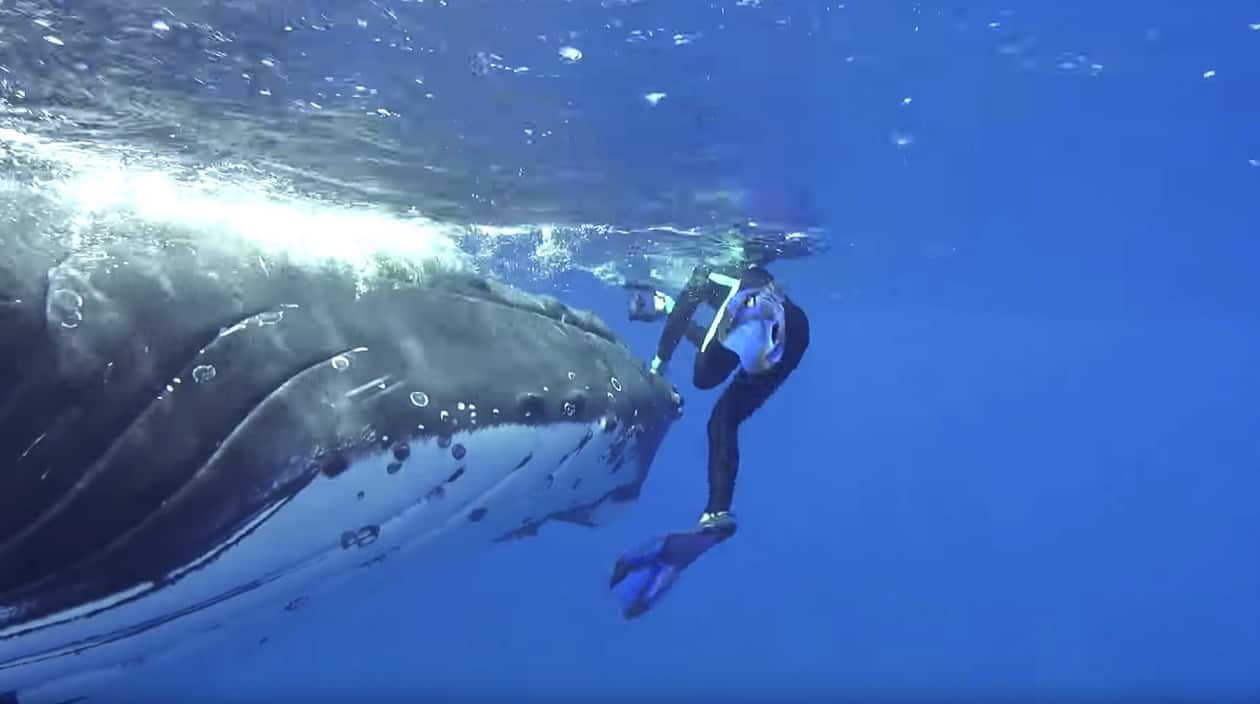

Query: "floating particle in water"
left=901, top=96, right=913, bottom=106
left=644, top=92, right=667, bottom=106
left=152, top=20, right=170, bottom=32
left=673, top=33, right=697, bottom=45
left=891, top=130, right=915, bottom=148
left=1203, top=69, right=1216, bottom=79
left=1249, top=159, right=1259, bottom=167
left=44, top=35, right=64, bottom=46
left=1250, top=23, right=1260, bottom=31
left=558, top=46, right=583, bottom=63
left=192, top=365, right=217, bottom=384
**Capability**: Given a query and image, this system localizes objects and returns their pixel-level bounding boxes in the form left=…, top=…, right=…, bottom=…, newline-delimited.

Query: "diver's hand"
left=648, top=355, right=666, bottom=375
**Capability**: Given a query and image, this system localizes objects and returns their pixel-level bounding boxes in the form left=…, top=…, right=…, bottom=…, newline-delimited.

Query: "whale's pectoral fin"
left=608, top=518, right=736, bottom=619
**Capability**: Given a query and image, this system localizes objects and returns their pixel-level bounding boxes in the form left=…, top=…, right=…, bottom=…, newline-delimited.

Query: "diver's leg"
left=702, top=366, right=793, bottom=524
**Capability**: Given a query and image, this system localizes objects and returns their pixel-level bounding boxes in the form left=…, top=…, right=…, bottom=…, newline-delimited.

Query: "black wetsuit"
left=653, top=264, right=809, bottom=515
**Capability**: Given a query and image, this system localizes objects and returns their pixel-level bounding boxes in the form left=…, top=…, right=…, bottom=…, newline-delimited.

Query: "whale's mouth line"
left=0, top=494, right=302, bottom=673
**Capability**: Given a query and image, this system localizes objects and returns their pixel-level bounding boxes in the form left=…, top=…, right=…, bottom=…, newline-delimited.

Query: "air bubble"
left=257, top=310, right=284, bottom=325
left=563, top=401, right=576, bottom=416
left=410, top=391, right=430, bottom=407
left=610, top=377, right=623, bottom=392
left=192, top=364, right=217, bottom=383
left=50, top=288, right=84, bottom=330
left=567, top=371, right=577, bottom=380
left=457, top=402, right=466, bottom=411
left=440, top=410, right=451, bottom=422
left=331, top=355, right=350, bottom=371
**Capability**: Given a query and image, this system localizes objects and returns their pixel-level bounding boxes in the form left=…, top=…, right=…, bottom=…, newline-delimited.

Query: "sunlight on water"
left=0, top=126, right=472, bottom=282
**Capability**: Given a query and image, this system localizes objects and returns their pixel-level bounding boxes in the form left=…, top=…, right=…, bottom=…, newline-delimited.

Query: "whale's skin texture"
left=0, top=235, right=682, bottom=702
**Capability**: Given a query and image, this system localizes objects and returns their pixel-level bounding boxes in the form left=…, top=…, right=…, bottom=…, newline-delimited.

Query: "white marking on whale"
left=2, top=417, right=650, bottom=702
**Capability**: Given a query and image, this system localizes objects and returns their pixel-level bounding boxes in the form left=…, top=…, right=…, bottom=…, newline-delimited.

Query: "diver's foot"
left=697, top=511, right=737, bottom=538
left=609, top=515, right=736, bottom=619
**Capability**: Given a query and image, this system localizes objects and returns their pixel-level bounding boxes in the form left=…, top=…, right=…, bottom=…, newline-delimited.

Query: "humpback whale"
left=0, top=225, right=682, bottom=701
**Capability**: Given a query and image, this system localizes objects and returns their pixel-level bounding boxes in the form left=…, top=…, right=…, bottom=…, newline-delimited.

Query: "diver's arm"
left=652, top=266, right=717, bottom=370
left=692, top=340, right=739, bottom=390
left=682, top=321, right=708, bottom=348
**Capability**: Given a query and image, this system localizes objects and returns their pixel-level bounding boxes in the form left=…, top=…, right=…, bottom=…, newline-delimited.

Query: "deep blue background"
left=132, top=1, right=1259, bottom=701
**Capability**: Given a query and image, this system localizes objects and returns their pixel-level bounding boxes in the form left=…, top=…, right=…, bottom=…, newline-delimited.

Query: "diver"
left=609, top=258, right=810, bottom=619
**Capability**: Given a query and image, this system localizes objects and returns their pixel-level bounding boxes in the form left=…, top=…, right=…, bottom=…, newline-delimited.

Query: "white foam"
left=0, top=127, right=472, bottom=282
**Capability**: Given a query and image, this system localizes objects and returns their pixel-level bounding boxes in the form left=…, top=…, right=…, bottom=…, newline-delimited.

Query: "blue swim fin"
left=609, top=514, right=736, bottom=619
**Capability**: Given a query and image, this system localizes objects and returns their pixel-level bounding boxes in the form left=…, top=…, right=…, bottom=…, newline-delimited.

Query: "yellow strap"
left=700, top=272, right=741, bottom=353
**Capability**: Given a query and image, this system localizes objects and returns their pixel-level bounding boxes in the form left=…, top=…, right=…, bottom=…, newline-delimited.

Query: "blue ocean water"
left=2, top=0, right=1258, bottom=702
